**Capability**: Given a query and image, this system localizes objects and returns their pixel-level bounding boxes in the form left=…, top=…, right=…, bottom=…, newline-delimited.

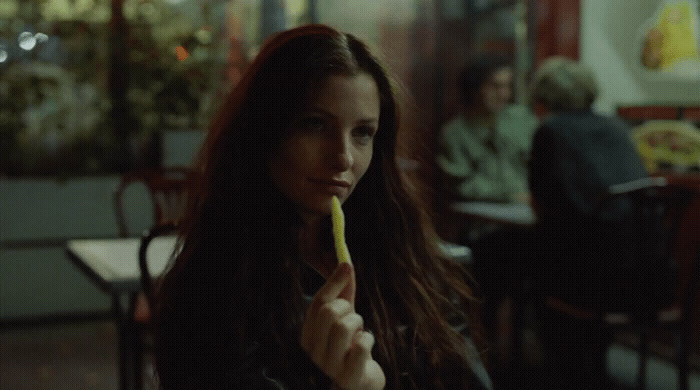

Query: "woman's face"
left=269, top=72, right=380, bottom=223
left=480, top=66, right=513, bottom=114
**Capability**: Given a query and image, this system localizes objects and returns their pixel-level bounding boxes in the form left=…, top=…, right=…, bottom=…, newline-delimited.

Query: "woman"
left=435, top=53, right=537, bottom=206
left=154, top=25, right=490, bottom=390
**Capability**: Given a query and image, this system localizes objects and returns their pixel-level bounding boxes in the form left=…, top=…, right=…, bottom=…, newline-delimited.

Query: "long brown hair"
left=155, top=24, right=481, bottom=389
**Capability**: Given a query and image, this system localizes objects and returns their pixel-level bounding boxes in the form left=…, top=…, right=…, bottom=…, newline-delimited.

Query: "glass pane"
left=0, top=0, right=112, bottom=176
left=0, top=0, right=528, bottom=177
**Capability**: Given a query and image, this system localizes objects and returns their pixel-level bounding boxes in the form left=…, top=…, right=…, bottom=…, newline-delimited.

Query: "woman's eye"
left=353, top=126, right=376, bottom=145
left=299, top=116, right=325, bottom=131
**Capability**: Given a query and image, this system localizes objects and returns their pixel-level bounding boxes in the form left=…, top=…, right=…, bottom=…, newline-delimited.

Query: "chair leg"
left=113, top=294, right=132, bottom=390
left=133, top=331, right=144, bottom=390
left=678, top=327, right=689, bottom=390
left=128, top=293, right=144, bottom=390
left=637, top=329, right=648, bottom=390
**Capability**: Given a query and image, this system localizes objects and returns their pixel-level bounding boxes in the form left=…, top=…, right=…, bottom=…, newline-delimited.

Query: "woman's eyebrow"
left=306, top=107, right=379, bottom=124
left=305, top=106, right=334, bottom=117
left=356, top=118, right=379, bottom=126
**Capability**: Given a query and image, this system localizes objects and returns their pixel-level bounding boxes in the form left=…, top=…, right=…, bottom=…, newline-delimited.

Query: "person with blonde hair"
left=471, top=56, right=652, bottom=388
left=528, top=56, right=652, bottom=389
left=529, top=56, right=647, bottom=225
left=530, top=55, right=597, bottom=113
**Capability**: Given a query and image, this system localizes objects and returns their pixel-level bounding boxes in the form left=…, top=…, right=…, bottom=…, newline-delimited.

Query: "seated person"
left=472, top=56, right=652, bottom=389
left=528, top=56, right=650, bottom=309
left=436, top=53, right=538, bottom=204
left=153, top=25, right=492, bottom=390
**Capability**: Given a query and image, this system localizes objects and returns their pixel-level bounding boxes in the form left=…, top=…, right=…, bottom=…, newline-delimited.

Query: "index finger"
left=301, top=261, right=357, bottom=357
left=312, top=262, right=356, bottom=309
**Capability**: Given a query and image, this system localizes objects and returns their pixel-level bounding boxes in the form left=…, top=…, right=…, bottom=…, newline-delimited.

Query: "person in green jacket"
left=436, top=54, right=538, bottom=204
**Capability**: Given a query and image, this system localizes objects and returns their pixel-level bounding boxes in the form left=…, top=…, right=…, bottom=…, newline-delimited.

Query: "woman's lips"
left=309, top=178, right=351, bottom=195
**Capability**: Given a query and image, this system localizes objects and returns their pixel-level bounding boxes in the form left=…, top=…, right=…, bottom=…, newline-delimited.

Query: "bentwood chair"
left=114, top=166, right=198, bottom=238
left=113, top=165, right=197, bottom=323
left=138, top=221, right=180, bottom=317
left=113, top=166, right=198, bottom=388
left=544, top=177, right=698, bottom=390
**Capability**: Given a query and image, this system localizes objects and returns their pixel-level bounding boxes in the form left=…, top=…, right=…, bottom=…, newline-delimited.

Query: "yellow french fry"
left=331, top=196, right=352, bottom=265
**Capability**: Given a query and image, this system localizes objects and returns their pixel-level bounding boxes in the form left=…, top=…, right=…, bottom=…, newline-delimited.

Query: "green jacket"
left=436, top=105, right=538, bottom=202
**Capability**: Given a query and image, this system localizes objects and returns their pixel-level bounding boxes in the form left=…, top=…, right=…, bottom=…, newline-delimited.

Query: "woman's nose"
left=328, top=136, right=353, bottom=171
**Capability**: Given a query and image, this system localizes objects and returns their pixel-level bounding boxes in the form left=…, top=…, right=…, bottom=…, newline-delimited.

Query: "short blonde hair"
left=531, top=56, right=598, bottom=111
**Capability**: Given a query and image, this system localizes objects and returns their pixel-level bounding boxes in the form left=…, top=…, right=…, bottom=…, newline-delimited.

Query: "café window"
left=0, top=0, right=112, bottom=176
left=0, top=0, right=315, bottom=176
left=0, top=0, right=528, bottom=177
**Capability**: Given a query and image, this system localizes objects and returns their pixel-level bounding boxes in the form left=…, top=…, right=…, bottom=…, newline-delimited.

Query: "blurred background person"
left=434, top=53, right=538, bottom=246
left=433, top=52, right=538, bottom=387
left=529, top=56, right=649, bottom=234
left=436, top=53, right=538, bottom=206
left=471, top=56, right=652, bottom=389
left=528, top=56, right=651, bottom=389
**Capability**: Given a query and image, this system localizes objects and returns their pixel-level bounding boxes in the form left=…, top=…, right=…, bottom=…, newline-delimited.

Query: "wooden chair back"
left=114, top=166, right=198, bottom=237
left=593, top=177, right=694, bottom=316
left=545, top=176, right=699, bottom=390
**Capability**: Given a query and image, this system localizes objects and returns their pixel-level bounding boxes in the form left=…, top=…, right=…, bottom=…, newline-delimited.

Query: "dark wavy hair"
left=154, top=24, right=480, bottom=390
left=458, top=53, right=512, bottom=108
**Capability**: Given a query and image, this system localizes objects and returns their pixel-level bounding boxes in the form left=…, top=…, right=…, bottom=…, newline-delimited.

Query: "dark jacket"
left=529, top=109, right=648, bottom=224
left=527, top=109, right=652, bottom=309
left=156, top=261, right=492, bottom=390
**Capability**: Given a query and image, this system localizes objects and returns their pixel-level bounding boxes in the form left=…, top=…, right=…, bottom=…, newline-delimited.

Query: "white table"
left=451, top=201, right=536, bottom=226
left=66, top=237, right=177, bottom=293
left=66, top=236, right=178, bottom=390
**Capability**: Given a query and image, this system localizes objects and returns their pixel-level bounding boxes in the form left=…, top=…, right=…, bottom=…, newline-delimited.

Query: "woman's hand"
left=300, top=262, right=386, bottom=390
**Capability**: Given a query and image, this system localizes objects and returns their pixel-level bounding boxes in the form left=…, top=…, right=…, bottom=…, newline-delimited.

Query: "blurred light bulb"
left=35, top=33, right=49, bottom=43
left=194, top=28, right=212, bottom=44
left=18, top=31, right=36, bottom=50
left=175, top=45, right=189, bottom=61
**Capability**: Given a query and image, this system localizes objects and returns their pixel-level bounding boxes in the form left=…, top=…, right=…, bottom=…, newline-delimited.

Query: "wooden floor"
left=0, top=320, right=157, bottom=390
left=0, top=320, right=698, bottom=390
